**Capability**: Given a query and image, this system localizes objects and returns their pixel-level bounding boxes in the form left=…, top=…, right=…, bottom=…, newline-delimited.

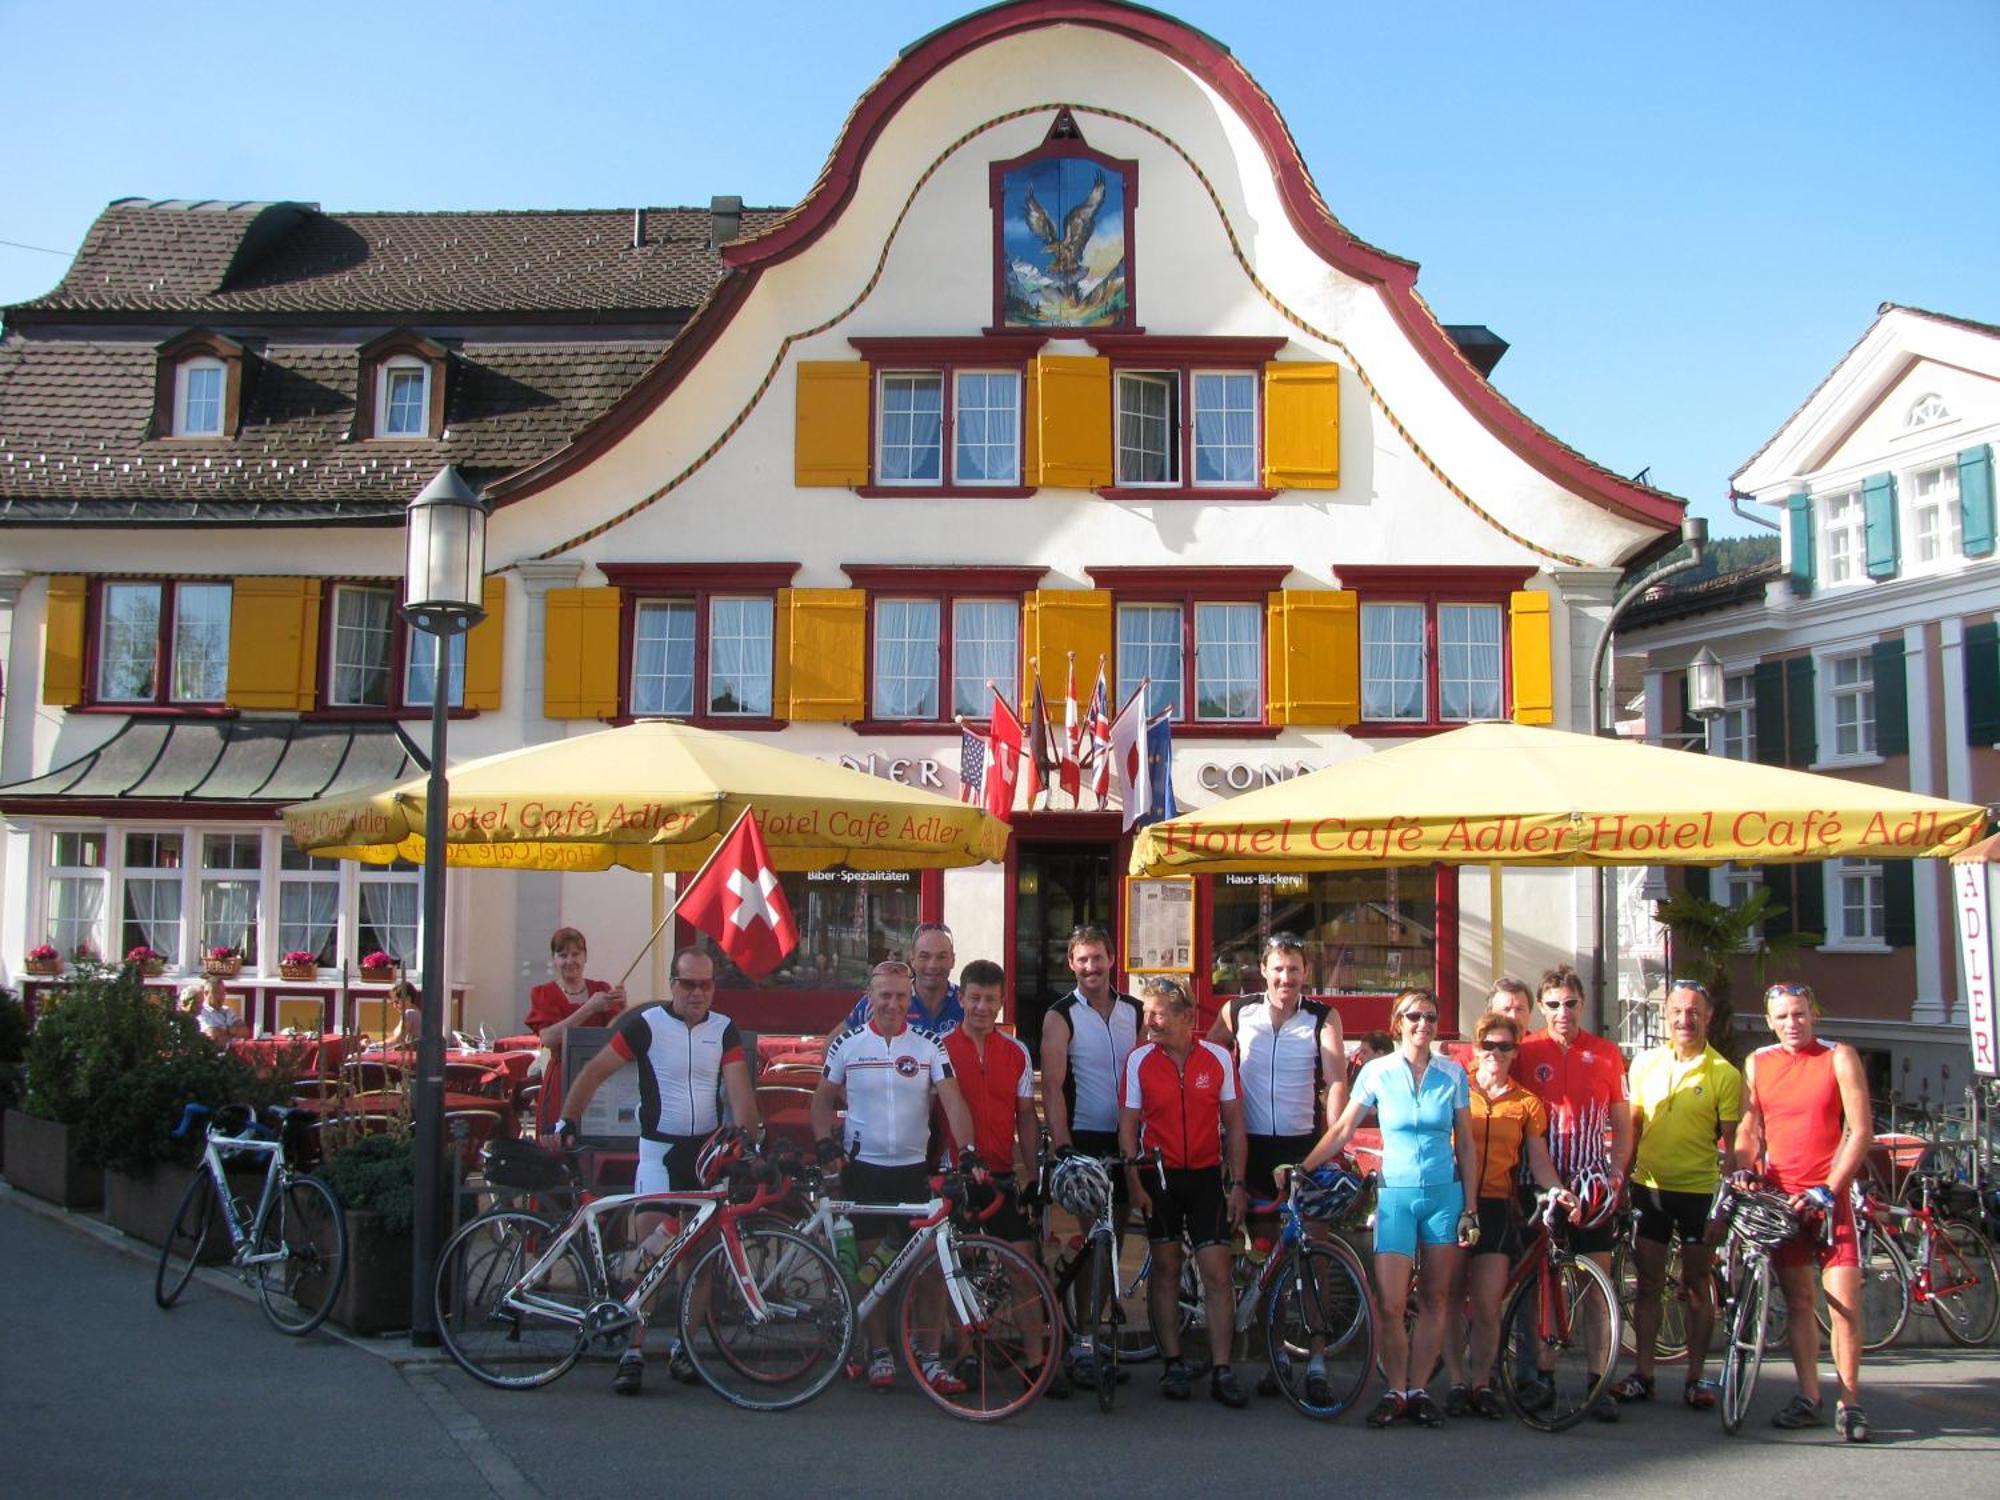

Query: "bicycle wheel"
left=1086, top=1234, right=1118, bottom=1413
left=154, top=1170, right=216, bottom=1309
left=680, top=1225, right=851, bottom=1411
left=1929, top=1219, right=2000, bottom=1347
left=898, top=1234, right=1060, bottom=1422
left=1497, top=1252, right=1621, bottom=1433
left=1262, top=1241, right=1373, bottom=1420
left=1719, top=1261, right=1767, bottom=1436
left=435, top=1211, right=589, bottom=1389
left=1816, top=1223, right=1910, bottom=1351
left=253, top=1175, right=346, bottom=1335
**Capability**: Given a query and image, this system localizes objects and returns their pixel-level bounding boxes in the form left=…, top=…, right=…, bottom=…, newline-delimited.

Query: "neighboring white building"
left=1623, top=304, right=2000, bottom=1102
left=2, top=1, right=1684, bottom=1046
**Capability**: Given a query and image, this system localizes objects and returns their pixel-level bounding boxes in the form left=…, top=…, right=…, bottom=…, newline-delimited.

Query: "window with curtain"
left=1192, top=602, right=1259, bottom=721
left=359, top=860, right=420, bottom=965
left=707, top=596, right=773, bottom=716
left=632, top=599, right=696, bottom=716
left=170, top=584, right=231, bottom=702
left=1116, top=372, right=1178, bottom=485
left=330, top=585, right=395, bottom=707
left=278, top=844, right=341, bottom=964
left=1192, top=372, right=1257, bottom=486
left=951, top=600, right=1018, bottom=718
left=48, top=830, right=108, bottom=960
left=201, top=832, right=262, bottom=961
left=1437, top=603, right=1503, bottom=721
left=404, top=629, right=467, bottom=709
left=953, top=371, right=1020, bottom=484
left=1117, top=602, right=1183, bottom=718
left=1361, top=602, right=1426, bottom=721
left=122, top=831, right=184, bottom=963
left=878, top=373, right=943, bottom=483
left=872, top=598, right=942, bottom=720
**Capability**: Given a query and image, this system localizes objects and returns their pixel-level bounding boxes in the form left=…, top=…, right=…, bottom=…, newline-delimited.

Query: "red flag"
left=678, top=809, right=799, bottom=980
left=1059, top=652, right=1082, bottom=801
left=985, top=688, right=1024, bottom=823
left=1026, top=671, right=1058, bottom=811
left=1088, top=658, right=1113, bottom=807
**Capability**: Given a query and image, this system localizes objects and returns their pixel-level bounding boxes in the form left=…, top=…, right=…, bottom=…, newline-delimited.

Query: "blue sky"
left=4, top=0, right=1994, bottom=536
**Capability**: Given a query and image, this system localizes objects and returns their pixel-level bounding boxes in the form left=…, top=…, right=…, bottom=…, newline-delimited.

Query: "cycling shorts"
left=1245, top=1132, right=1318, bottom=1203
left=840, top=1160, right=935, bottom=1244
left=1470, top=1196, right=1529, bottom=1260
left=1143, top=1167, right=1229, bottom=1252
left=1632, top=1184, right=1716, bottom=1248
left=1775, top=1190, right=1859, bottom=1271
left=1373, top=1181, right=1464, bottom=1257
left=967, top=1179, right=1033, bottom=1243
left=635, top=1134, right=705, bottom=1197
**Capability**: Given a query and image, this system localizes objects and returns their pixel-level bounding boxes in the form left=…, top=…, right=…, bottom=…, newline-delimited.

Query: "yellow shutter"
left=460, top=575, right=507, bottom=711
left=225, top=577, right=323, bottom=710
left=1509, top=589, right=1554, bottom=724
left=1267, top=588, right=1357, bottom=725
left=1262, top=362, right=1340, bottom=490
left=41, top=574, right=88, bottom=706
left=1021, top=589, right=1113, bottom=710
left=794, top=361, right=872, bottom=487
left=1028, top=354, right=1111, bottom=489
left=543, top=587, right=621, bottom=719
left=779, top=588, right=865, bottom=720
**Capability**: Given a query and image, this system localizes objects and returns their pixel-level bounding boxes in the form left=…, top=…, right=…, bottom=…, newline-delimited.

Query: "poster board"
left=1125, top=876, right=1196, bottom=974
left=562, top=1026, right=640, bottom=1147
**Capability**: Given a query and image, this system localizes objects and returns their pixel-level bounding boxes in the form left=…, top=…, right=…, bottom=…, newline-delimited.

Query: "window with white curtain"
left=201, top=832, right=262, bottom=962
left=330, top=584, right=395, bottom=707
left=1117, top=603, right=1183, bottom=718
left=632, top=599, right=697, bottom=716
left=278, top=844, right=342, bottom=965
left=47, top=830, right=108, bottom=960
left=1361, top=602, right=1426, bottom=722
left=358, top=860, right=421, bottom=964
left=1192, top=372, right=1257, bottom=486
left=878, top=373, right=944, bottom=483
left=1437, top=603, right=1503, bottom=721
left=121, top=831, right=184, bottom=963
left=1193, top=602, right=1260, bottom=721
left=706, top=596, right=773, bottom=716
left=951, top=600, right=1017, bottom=719
left=873, top=598, right=941, bottom=720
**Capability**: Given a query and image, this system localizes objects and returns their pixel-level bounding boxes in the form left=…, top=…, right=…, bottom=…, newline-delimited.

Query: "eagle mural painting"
left=1000, top=155, right=1130, bottom=328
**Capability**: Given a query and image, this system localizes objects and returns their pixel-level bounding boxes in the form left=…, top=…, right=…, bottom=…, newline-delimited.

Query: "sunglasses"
left=1542, top=997, right=1580, bottom=1010
left=1478, top=1039, right=1517, bottom=1053
left=1401, top=1012, right=1439, bottom=1026
left=1668, top=977, right=1710, bottom=997
left=1765, top=983, right=1812, bottom=1000
left=672, top=975, right=715, bottom=990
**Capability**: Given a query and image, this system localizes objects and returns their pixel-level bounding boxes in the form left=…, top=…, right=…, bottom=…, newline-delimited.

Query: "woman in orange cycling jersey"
left=1443, top=1008, right=1570, bottom=1418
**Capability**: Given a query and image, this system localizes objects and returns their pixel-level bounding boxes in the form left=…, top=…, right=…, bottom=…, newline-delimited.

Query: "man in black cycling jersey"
left=560, top=948, right=759, bottom=1396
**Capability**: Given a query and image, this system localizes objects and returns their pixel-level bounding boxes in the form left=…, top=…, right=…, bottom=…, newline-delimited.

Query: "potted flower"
left=359, top=951, right=398, bottom=984
left=125, top=945, right=167, bottom=979
left=203, top=944, right=243, bottom=978
left=280, top=950, right=321, bottom=982
left=24, top=944, right=62, bottom=977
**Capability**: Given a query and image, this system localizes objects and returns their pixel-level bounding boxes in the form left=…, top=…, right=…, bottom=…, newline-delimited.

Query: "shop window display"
left=1209, top=869, right=1436, bottom=997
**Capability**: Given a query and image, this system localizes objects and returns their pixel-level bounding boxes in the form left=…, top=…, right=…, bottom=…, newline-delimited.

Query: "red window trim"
left=843, top=564, right=1045, bottom=732
left=1092, top=341, right=1283, bottom=498
left=600, top=561, right=799, bottom=729
left=310, top=578, right=477, bottom=720
left=1087, top=565, right=1290, bottom=731
left=85, top=576, right=233, bottom=710
left=1334, top=565, right=1534, bottom=734
left=849, top=338, right=1045, bottom=497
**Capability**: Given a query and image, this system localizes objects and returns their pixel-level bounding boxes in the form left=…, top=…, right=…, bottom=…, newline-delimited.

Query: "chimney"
left=632, top=208, right=646, bottom=249
left=708, top=195, right=742, bottom=252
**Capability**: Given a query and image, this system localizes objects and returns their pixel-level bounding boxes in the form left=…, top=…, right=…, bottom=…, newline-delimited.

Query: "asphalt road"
left=6, top=1188, right=1998, bottom=1498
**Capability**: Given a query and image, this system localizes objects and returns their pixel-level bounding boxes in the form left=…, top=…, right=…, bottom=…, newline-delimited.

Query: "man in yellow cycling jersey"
left=1611, top=980, right=1740, bottom=1410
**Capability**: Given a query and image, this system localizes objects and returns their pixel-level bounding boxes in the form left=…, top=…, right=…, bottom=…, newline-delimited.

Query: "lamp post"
left=400, top=465, right=487, bottom=1344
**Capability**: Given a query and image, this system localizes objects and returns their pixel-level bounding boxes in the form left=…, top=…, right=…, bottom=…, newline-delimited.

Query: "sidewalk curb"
left=0, top=1179, right=454, bottom=1367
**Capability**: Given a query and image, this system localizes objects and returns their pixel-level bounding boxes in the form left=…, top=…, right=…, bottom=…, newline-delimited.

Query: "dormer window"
left=355, top=330, right=447, bottom=441
left=151, top=329, right=245, bottom=440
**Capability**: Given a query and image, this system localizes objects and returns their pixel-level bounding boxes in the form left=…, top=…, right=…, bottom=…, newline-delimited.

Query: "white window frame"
left=377, top=355, right=432, bottom=439
left=631, top=598, right=697, bottom=717
left=1904, top=392, right=1950, bottom=431
left=1435, top=602, right=1505, bottom=722
left=277, top=845, right=343, bottom=969
left=1191, top=601, right=1261, bottom=723
left=1718, top=864, right=1764, bottom=947
left=1712, top=669, right=1756, bottom=761
left=871, top=597, right=942, bottom=721
left=705, top=595, right=774, bottom=717
left=175, top=357, right=226, bottom=437
left=1190, top=370, right=1258, bottom=488
left=1116, top=601, right=1184, bottom=719
left=1115, top=371, right=1180, bottom=487
left=1817, top=649, right=1878, bottom=766
left=121, top=830, right=186, bottom=966
left=950, top=369, right=1021, bottom=487
left=1819, top=487, right=1865, bottom=587
left=46, top=829, right=109, bottom=962
left=950, top=598, right=1018, bottom=721
left=875, top=371, right=944, bottom=486
left=1904, top=462, right=1962, bottom=569
left=1823, top=857, right=1887, bottom=951
left=328, top=583, right=396, bottom=708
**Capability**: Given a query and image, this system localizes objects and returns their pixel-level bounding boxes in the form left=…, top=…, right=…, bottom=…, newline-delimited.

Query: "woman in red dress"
left=525, top=926, right=626, bottom=1134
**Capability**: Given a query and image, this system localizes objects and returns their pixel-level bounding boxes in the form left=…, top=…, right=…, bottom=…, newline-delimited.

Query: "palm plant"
left=1655, top=886, right=1818, bottom=1058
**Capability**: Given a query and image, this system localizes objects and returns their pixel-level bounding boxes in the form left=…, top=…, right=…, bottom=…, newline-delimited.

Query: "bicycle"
left=787, top=1155, right=1061, bottom=1422
left=434, top=1141, right=852, bottom=1410
left=1829, top=1173, right=2000, bottom=1349
left=1611, top=1209, right=1717, bottom=1363
left=154, top=1102, right=349, bottom=1337
left=1495, top=1191, right=1625, bottom=1432
left=1043, top=1147, right=1165, bottom=1412
left=1716, top=1184, right=1826, bottom=1436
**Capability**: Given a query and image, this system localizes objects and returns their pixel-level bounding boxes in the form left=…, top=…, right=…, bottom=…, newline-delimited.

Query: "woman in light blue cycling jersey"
left=1303, top=987, right=1476, bottom=1429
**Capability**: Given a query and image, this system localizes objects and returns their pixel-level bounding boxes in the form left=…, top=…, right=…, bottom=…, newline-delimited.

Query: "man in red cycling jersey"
left=939, top=958, right=1040, bottom=1250
left=1119, top=976, right=1249, bottom=1408
left=1734, top=982, right=1873, bottom=1442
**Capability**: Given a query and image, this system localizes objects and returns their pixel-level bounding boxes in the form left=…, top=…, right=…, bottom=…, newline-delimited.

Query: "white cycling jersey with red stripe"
left=1121, top=1039, right=1238, bottom=1171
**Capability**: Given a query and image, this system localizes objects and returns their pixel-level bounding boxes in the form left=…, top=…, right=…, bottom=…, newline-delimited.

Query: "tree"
left=1655, top=886, right=1818, bottom=1059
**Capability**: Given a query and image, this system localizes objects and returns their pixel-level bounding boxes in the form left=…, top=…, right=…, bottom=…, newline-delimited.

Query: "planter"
left=25, top=959, right=62, bottom=977
left=104, top=1161, right=265, bottom=1260
left=135, top=960, right=167, bottom=979
left=318, top=1206, right=414, bottom=1335
left=2, top=1110, right=103, bottom=1208
left=279, top=963, right=320, bottom=982
left=359, top=965, right=397, bottom=985
left=204, top=958, right=243, bottom=978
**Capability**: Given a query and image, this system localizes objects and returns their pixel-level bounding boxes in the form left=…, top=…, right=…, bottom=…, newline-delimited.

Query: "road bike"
left=1611, top=1209, right=1723, bottom=1363
left=1829, top=1173, right=1999, bottom=1349
left=154, top=1102, right=349, bottom=1337
left=787, top=1157, right=1061, bottom=1422
left=434, top=1143, right=851, bottom=1409
left=1495, top=1191, right=1624, bottom=1432
left=1040, top=1146, right=1166, bottom=1412
left=1716, top=1184, right=1825, bottom=1436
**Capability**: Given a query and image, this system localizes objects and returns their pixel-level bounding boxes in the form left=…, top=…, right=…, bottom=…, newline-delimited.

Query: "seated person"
left=383, top=980, right=423, bottom=1048
left=195, top=975, right=248, bottom=1041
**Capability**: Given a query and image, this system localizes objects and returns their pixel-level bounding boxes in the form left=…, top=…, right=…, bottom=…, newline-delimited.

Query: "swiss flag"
left=679, top=809, right=799, bottom=980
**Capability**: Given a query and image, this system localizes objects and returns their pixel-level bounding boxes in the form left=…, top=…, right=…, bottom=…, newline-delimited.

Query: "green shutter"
left=1960, top=445, right=1995, bottom=558
left=1784, top=655, right=1816, bottom=767
left=1883, top=860, right=1916, bottom=948
left=1759, top=867, right=1794, bottom=936
left=1967, top=619, right=2000, bottom=745
left=1753, top=660, right=1786, bottom=766
left=1862, top=472, right=1899, bottom=579
left=1677, top=672, right=1706, bottom=752
left=1787, top=492, right=1814, bottom=595
left=1793, top=860, right=1826, bottom=940
left=1871, top=636, right=1908, bottom=757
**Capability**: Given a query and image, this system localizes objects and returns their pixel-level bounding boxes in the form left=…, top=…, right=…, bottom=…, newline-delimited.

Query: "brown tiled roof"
left=10, top=200, right=787, bottom=318
left=0, top=336, right=671, bottom=521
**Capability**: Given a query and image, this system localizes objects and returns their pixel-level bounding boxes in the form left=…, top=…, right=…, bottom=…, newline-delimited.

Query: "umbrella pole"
left=650, top=847, right=669, bottom=1003
left=1489, top=863, right=1504, bottom=986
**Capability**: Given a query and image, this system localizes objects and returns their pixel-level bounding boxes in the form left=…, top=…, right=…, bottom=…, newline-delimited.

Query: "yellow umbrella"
left=1130, top=721, right=1985, bottom=875
left=284, top=719, right=1009, bottom=872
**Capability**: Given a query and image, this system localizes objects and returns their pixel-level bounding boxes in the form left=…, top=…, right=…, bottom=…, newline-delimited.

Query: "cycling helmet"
left=1050, top=1154, right=1114, bottom=1222
left=1294, top=1165, right=1365, bottom=1224
left=1567, top=1167, right=1619, bottom=1230
left=1729, top=1190, right=1803, bottom=1251
left=696, top=1126, right=752, bottom=1188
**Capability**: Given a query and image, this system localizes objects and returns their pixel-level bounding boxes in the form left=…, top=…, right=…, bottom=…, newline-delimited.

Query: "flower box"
left=359, top=964, right=398, bottom=985
left=3, top=1110, right=103, bottom=1208
left=138, top=959, right=167, bottom=978
left=279, top=962, right=320, bottom=982
left=203, top=957, right=243, bottom=978
left=25, top=958, right=62, bottom=977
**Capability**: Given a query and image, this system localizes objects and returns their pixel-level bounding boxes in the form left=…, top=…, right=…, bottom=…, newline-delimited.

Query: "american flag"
left=959, top=725, right=986, bottom=805
left=1087, top=659, right=1113, bottom=807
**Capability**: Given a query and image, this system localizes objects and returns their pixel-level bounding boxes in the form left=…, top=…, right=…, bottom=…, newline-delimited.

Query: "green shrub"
left=0, top=988, right=24, bottom=1114
left=321, top=1133, right=415, bottom=1233
left=22, top=963, right=292, bottom=1174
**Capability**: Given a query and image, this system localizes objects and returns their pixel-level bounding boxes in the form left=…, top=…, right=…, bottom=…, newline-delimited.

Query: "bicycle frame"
left=794, top=1184, right=990, bottom=1336
left=193, top=1126, right=290, bottom=1266
left=1857, top=1183, right=1979, bottom=1307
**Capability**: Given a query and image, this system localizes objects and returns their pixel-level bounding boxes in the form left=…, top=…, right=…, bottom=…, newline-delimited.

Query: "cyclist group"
left=548, top=920, right=1874, bottom=1441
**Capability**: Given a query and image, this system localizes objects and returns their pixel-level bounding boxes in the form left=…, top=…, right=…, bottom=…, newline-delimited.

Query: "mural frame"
left=989, top=112, right=1139, bottom=336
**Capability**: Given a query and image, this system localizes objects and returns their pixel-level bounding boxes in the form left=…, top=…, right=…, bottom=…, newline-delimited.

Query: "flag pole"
left=614, top=803, right=759, bottom=991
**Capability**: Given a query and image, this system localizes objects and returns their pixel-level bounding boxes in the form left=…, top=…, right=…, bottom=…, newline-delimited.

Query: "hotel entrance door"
left=1012, top=838, right=1116, bottom=1058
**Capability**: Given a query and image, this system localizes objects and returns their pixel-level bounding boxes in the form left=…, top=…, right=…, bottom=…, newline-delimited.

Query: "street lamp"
left=401, top=464, right=487, bottom=1345
left=1686, top=645, right=1726, bottom=724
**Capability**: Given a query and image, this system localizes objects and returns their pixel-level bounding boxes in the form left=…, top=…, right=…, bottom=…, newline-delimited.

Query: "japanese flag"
left=678, top=809, right=799, bottom=980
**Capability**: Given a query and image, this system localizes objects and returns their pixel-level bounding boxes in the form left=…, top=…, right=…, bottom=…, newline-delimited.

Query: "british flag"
left=1086, top=659, right=1113, bottom=807
left=959, top=725, right=986, bottom=805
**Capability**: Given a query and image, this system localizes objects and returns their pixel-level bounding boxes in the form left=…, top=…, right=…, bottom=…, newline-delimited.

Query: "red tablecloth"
left=494, top=1034, right=541, bottom=1053
left=298, top=1089, right=516, bottom=1130
left=230, top=1034, right=354, bottom=1077
left=351, top=1046, right=525, bottom=1097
